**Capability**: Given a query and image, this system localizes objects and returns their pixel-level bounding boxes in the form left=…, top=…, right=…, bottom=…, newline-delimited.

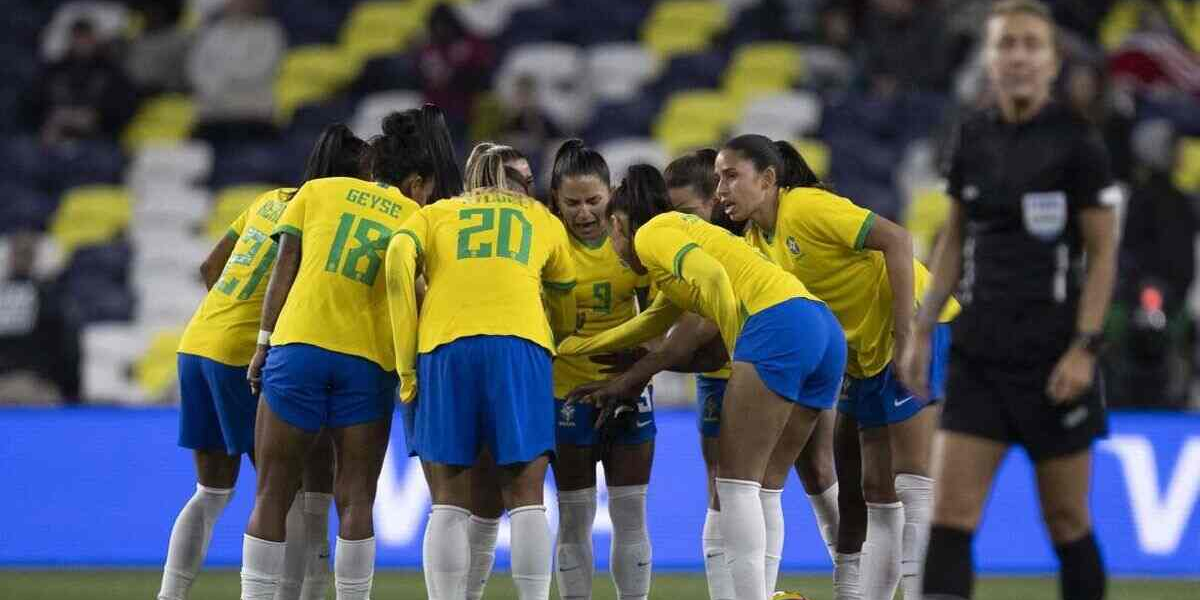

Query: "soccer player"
left=162, top=123, right=364, bottom=600
left=717, top=134, right=958, bottom=600
left=544, top=140, right=655, bottom=600
left=240, top=106, right=462, bottom=600
left=565, top=165, right=846, bottom=600
left=903, top=3, right=1117, bottom=599
left=385, top=170, right=577, bottom=600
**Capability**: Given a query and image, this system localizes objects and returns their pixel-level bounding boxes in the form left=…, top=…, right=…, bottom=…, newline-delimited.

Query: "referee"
left=900, top=2, right=1118, bottom=600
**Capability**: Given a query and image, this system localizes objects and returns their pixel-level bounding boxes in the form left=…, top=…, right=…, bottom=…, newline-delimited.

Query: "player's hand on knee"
left=247, top=346, right=268, bottom=396
left=1046, top=346, right=1095, bottom=404
left=898, top=334, right=932, bottom=400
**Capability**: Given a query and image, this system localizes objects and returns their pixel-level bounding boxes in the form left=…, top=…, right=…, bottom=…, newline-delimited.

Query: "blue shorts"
left=556, top=386, right=656, bottom=447
left=695, top=375, right=727, bottom=438
left=397, top=399, right=418, bottom=457
left=839, top=323, right=952, bottom=429
left=415, top=335, right=555, bottom=466
left=732, top=298, right=847, bottom=410
left=177, top=353, right=257, bottom=455
left=261, top=343, right=398, bottom=433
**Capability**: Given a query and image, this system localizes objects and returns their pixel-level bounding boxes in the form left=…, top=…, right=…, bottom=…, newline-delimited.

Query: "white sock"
left=555, top=487, right=597, bottom=600
left=300, top=492, right=333, bottom=600
left=159, top=484, right=234, bottom=600
left=860, top=502, right=904, bottom=600
left=833, top=552, right=862, bottom=600
left=715, top=478, right=767, bottom=600
left=808, top=482, right=841, bottom=561
left=334, top=537, right=375, bottom=600
left=608, top=485, right=652, bottom=600
left=423, top=505, right=470, bottom=600
left=895, top=475, right=934, bottom=600
left=702, top=510, right=735, bottom=600
left=275, top=494, right=306, bottom=600
left=241, top=535, right=286, bottom=600
left=760, top=488, right=784, bottom=595
left=466, top=515, right=500, bottom=600
left=509, top=505, right=552, bottom=600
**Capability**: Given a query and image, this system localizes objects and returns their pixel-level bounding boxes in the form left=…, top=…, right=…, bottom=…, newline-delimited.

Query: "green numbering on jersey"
left=456, top=207, right=533, bottom=265
left=325, top=212, right=394, bottom=285
left=592, top=281, right=612, bottom=314
left=216, top=227, right=279, bottom=300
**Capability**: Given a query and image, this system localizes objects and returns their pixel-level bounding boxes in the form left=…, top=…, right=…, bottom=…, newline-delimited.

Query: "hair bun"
left=381, top=111, right=419, bottom=137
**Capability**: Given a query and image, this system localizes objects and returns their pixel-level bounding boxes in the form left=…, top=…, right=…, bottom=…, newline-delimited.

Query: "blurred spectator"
left=1065, top=61, right=1135, bottom=182
left=0, top=232, right=81, bottom=405
left=860, top=0, right=953, bottom=94
left=1108, top=6, right=1200, bottom=102
left=418, top=3, right=494, bottom=144
left=187, top=0, right=284, bottom=145
left=1050, top=0, right=1118, bottom=42
left=124, top=1, right=190, bottom=94
left=500, top=74, right=561, bottom=169
left=24, top=17, right=136, bottom=145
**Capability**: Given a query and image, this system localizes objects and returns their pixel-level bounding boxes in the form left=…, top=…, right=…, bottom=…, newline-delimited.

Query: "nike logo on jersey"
left=894, top=395, right=914, bottom=407
left=637, top=420, right=652, bottom=428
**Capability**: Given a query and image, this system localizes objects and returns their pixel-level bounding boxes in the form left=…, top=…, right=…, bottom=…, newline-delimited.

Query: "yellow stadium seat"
left=340, top=1, right=428, bottom=62
left=641, top=1, right=728, bottom=58
left=275, top=45, right=362, bottom=123
left=655, top=91, right=740, bottom=132
left=120, top=95, right=196, bottom=151
left=643, top=25, right=712, bottom=58
left=791, top=138, right=830, bottom=179
left=728, top=43, right=804, bottom=83
left=1165, top=0, right=1200, bottom=51
left=657, top=121, right=723, bottom=156
left=50, top=186, right=132, bottom=254
left=724, top=71, right=791, bottom=108
left=134, top=327, right=185, bottom=400
left=1100, top=0, right=1142, bottom=50
left=206, top=184, right=276, bottom=240
left=904, top=186, right=951, bottom=262
left=649, top=1, right=727, bottom=30
left=1175, top=137, right=1200, bottom=193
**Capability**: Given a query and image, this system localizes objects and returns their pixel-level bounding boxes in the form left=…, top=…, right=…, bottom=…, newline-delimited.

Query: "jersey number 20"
left=457, top=208, right=533, bottom=265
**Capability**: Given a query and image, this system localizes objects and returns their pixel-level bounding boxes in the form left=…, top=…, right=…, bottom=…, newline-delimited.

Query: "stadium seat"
left=208, top=142, right=291, bottom=189
left=49, top=185, right=132, bottom=255
left=40, top=1, right=129, bottom=61
left=1175, top=137, right=1200, bottom=193
left=585, top=97, right=660, bottom=143
left=64, top=273, right=136, bottom=323
left=726, top=42, right=804, bottom=86
left=641, top=1, right=728, bottom=59
left=904, top=185, right=951, bottom=261
left=735, top=91, right=823, bottom=139
left=127, top=142, right=214, bottom=189
left=131, top=184, right=212, bottom=232
left=120, top=95, right=196, bottom=152
left=568, top=0, right=647, bottom=45
left=598, top=138, right=669, bottom=181
left=339, top=1, right=428, bottom=63
left=723, top=71, right=791, bottom=108
left=63, top=239, right=132, bottom=286
left=0, top=184, right=56, bottom=233
left=276, top=0, right=350, bottom=47
left=653, top=90, right=739, bottom=154
left=352, top=54, right=422, bottom=96
left=81, top=324, right=144, bottom=403
left=496, top=43, right=593, bottom=132
left=133, top=327, right=186, bottom=402
left=457, top=0, right=519, bottom=39
left=206, top=184, right=277, bottom=240
left=131, top=228, right=210, bottom=281
left=351, top=90, right=425, bottom=139
left=275, top=45, right=362, bottom=124
left=791, top=138, right=830, bottom=179
left=587, top=43, right=661, bottom=104
left=648, top=51, right=728, bottom=98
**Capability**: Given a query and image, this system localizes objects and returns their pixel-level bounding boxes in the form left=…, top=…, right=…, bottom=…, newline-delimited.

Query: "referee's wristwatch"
left=1073, top=331, right=1106, bottom=356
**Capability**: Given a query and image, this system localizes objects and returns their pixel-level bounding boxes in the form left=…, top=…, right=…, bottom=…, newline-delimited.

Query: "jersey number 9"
left=456, top=208, right=533, bottom=265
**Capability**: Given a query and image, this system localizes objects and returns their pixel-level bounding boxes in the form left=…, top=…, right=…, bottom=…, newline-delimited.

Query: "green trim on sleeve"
left=543, top=280, right=577, bottom=292
left=224, top=228, right=241, bottom=241
left=853, top=212, right=876, bottom=251
left=274, top=225, right=303, bottom=240
left=394, top=229, right=423, bottom=256
left=672, top=242, right=701, bottom=278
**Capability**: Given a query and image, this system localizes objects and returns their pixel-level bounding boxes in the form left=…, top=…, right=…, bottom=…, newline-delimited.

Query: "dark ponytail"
left=722, top=134, right=824, bottom=190
left=301, top=123, right=366, bottom=182
left=550, top=139, right=611, bottom=193
left=664, top=147, right=719, bottom=200
left=367, top=104, right=462, bottom=200
left=607, top=164, right=672, bottom=233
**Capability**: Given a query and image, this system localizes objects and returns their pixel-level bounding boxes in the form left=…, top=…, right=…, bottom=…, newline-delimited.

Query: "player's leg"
left=1036, top=452, right=1105, bottom=600
left=832, top=411, right=864, bottom=600
left=466, top=448, right=504, bottom=600
left=552, top=431, right=599, bottom=600
left=500, top=456, right=554, bottom=600
left=889, top=405, right=939, bottom=600
left=160, top=354, right=240, bottom=600
left=760, top=408, right=811, bottom=595
left=921, top=432, right=1007, bottom=600
left=276, top=431, right=334, bottom=600
left=696, top=377, right=733, bottom=600
left=602, top=435, right=655, bottom=600
left=425, top=461, right=474, bottom=600
left=858, top=425, right=902, bottom=600
left=794, top=409, right=839, bottom=559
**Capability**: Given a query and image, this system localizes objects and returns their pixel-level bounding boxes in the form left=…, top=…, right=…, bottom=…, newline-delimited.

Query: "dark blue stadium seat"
left=63, top=240, right=133, bottom=286
left=208, top=142, right=290, bottom=189
left=646, top=51, right=729, bottom=101
left=585, top=97, right=660, bottom=143
left=273, top=0, right=350, bottom=46
left=352, top=54, right=422, bottom=96
left=63, top=274, right=135, bottom=324
left=498, top=6, right=576, bottom=50
left=565, top=0, right=646, bottom=45
left=49, top=140, right=126, bottom=191
left=288, top=95, right=357, bottom=137
left=0, top=184, right=56, bottom=233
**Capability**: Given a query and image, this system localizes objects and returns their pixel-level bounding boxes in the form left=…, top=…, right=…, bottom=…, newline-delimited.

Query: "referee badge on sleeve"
left=1021, top=190, right=1067, bottom=241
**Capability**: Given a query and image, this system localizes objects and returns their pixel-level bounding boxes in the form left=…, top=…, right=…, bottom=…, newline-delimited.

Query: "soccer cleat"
left=771, top=592, right=811, bottom=600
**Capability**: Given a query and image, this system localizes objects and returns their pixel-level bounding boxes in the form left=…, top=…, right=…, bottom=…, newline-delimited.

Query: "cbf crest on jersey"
left=559, top=401, right=576, bottom=427
left=1021, top=190, right=1068, bottom=241
left=786, top=236, right=802, bottom=256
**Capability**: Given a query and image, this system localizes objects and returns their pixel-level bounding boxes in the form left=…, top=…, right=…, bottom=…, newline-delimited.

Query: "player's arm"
left=862, top=215, right=916, bottom=358
left=386, top=226, right=425, bottom=403
left=664, top=314, right=727, bottom=373
left=199, top=232, right=238, bottom=290
left=902, top=202, right=964, bottom=399
left=558, top=291, right=683, bottom=356
left=543, top=219, right=579, bottom=344
left=641, top=226, right=740, bottom=355
left=247, top=232, right=301, bottom=394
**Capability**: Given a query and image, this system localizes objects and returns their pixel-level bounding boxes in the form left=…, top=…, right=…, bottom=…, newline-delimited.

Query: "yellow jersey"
left=270, top=177, right=420, bottom=371
left=552, top=235, right=650, bottom=398
left=178, top=188, right=294, bottom=366
left=744, top=187, right=959, bottom=379
left=386, top=188, right=578, bottom=401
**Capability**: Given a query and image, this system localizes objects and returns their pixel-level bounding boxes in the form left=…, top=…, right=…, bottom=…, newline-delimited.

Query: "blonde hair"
left=464, top=142, right=528, bottom=191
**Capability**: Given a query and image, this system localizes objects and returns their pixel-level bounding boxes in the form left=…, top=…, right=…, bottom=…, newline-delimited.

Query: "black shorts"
left=942, top=348, right=1109, bottom=462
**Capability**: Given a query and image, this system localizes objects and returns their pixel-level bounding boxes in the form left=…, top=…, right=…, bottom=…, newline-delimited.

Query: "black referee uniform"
left=941, top=101, right=1119, bottom=460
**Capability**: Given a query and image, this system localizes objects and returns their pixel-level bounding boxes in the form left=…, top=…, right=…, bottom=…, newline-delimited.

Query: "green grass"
left=0, top=570, right=1196, bottom=599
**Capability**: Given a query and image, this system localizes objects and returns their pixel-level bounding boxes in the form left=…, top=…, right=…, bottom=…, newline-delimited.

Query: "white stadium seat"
left=131, top=184, right=212, bottom=230
left=127, top=142, right=215, bottom=189
left=734, top=91, right=823, bottom=139
left=598, top=138, right=669, bottom=181
left=496, top=43, right=593, bottom=132
left=351, top=90, right=424, bottom=140
left=81, top=324, right=145, bottom=403
left=586, top=43, right=661, bottom=103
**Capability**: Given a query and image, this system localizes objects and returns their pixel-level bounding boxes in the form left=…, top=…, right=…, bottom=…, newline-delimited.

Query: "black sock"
left=1056, top=532, right=1106, bottom=600
left=923, top=525, right=974, bottom=599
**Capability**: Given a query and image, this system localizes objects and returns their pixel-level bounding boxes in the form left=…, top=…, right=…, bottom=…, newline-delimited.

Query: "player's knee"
left=1042, top=503, right=1091, bottom=543
left=794, top=455, right=836, bottom=493
left=933, top=496, right=983, bottom=532
left=860, top=471, right=897, bottom=503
